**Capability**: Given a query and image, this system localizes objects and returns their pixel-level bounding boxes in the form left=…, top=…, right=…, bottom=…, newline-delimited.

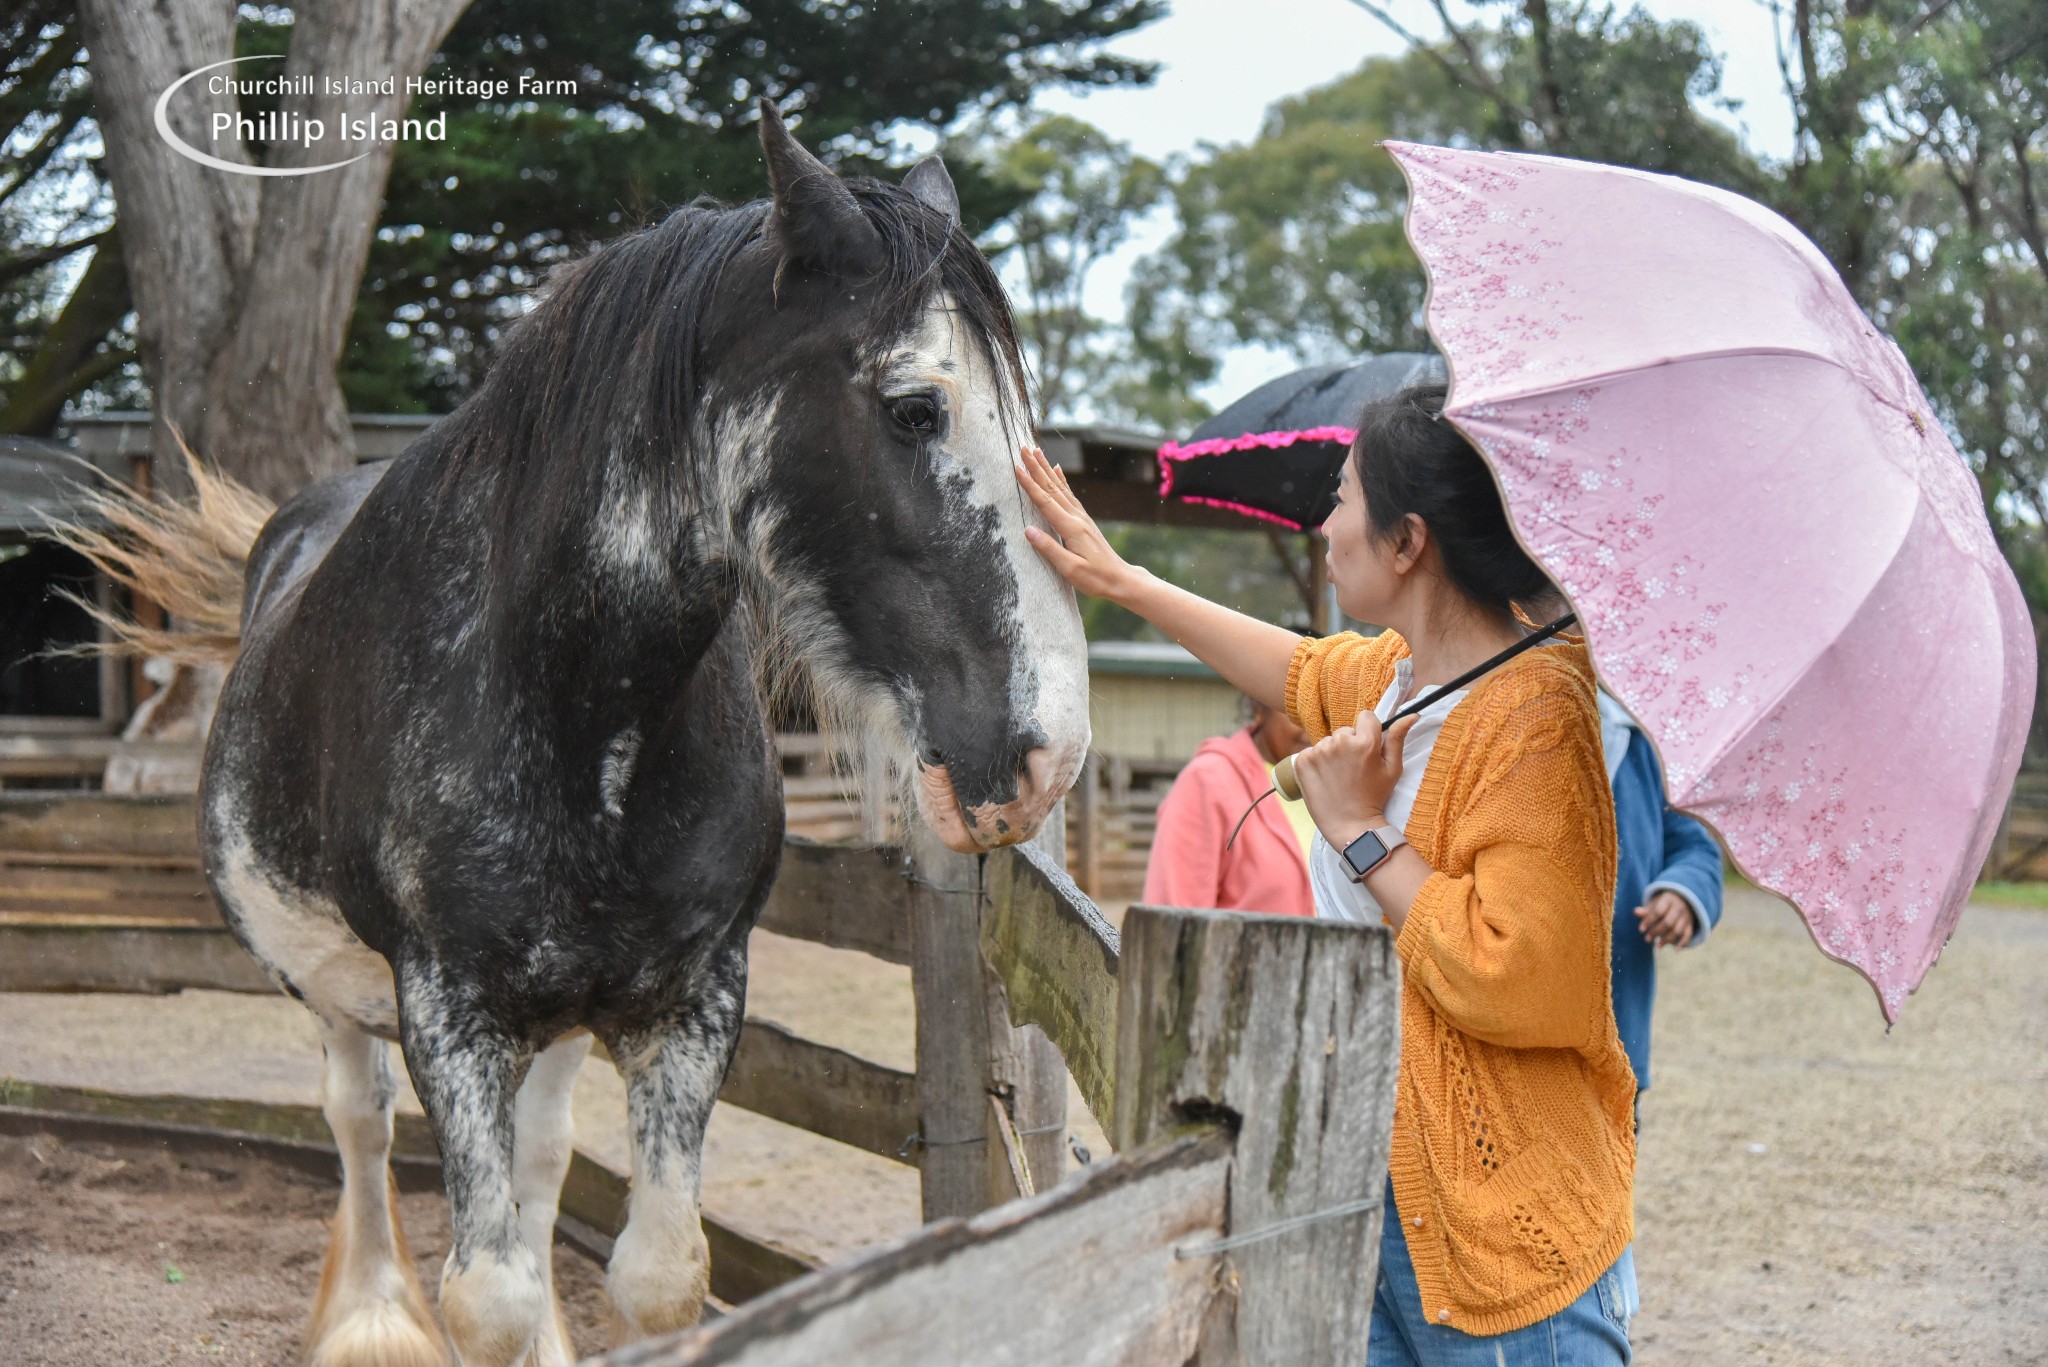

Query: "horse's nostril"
left=919, top=747, right=944, bottom=769
left=1017, top=746, right=1063, bottom=804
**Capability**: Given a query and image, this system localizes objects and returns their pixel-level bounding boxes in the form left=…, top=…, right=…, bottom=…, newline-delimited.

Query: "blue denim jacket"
left=1601, top=694, right=1725, bottom=1092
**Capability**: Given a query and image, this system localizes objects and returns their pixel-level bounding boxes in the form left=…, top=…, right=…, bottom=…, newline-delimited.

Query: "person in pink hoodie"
left=1143, top=699, right=1316, bottom=917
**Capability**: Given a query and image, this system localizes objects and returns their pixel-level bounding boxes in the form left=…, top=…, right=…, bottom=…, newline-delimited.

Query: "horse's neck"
left=395, top=422, right=743, bottom=677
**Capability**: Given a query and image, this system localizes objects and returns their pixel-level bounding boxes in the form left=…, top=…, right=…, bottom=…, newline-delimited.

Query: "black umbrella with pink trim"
left=1158, top=353, right=1445, bottom=530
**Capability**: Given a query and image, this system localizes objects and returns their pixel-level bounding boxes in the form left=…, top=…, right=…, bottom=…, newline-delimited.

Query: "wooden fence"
left=0, top=788, right=1402, bottom=1361
left=592, top=887, right=1399, bottom=1364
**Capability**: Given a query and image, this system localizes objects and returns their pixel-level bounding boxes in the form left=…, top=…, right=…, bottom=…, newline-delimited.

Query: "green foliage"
left=1842, top=3, right=2048, bottom=745
left=342, top=0, right=1164, bottom=411
left=1141, top=4, right=1757, bottom=369
left=1145, top=48, right=1483, bottom=367
left=0, top=0, right=134, bottom=435
left=1083, top=522, right=1313, bottom=641
left=968, top=113, right=1169, bottom=422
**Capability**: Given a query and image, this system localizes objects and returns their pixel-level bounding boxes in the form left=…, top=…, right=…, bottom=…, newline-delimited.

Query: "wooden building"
left=0, top=433, right=128, bottom=784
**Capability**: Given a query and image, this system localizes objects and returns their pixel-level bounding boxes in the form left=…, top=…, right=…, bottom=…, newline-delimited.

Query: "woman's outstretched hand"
left=1017, top=444, right=1142, bottom=603
left=1016, top=442, right=1301, bottom=714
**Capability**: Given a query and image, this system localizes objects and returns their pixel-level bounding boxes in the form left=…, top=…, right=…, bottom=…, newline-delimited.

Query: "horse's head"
left=708, top=103, right=1088, bottom=852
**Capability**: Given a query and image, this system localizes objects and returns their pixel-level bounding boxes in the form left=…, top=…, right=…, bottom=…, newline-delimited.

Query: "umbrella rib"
left=1447, top=344, right=1927, bottom=430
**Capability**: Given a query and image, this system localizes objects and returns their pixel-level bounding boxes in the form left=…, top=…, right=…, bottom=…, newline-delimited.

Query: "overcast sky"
left=1025, top=0, right=1798, bottom=419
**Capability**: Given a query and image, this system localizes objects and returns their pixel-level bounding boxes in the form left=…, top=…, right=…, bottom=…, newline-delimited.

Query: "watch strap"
left=1341, top=825, right=1406, bottom=882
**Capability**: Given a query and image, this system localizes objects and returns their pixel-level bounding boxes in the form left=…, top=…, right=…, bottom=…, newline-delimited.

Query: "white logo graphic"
left=154, top=56, right=369, bottom=177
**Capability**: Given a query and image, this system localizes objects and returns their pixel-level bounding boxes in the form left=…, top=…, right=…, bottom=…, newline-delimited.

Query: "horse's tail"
left=45, top=434, right=274, bottom=666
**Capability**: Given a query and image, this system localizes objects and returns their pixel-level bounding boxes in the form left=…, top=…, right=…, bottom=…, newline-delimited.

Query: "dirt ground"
left=0, top=1130, right=615, bottom=1366
left=1, top=892, right=2043, bottom=1364
left=1627, top=888, right=2048, bottom=1365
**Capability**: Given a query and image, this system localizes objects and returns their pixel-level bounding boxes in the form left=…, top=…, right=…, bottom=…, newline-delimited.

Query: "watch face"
left=1343, top=830, right=1390, bottom=880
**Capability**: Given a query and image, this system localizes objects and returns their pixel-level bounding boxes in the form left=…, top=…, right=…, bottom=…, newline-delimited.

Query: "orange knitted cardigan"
left=1286, top=629, right=1636, bottom=1335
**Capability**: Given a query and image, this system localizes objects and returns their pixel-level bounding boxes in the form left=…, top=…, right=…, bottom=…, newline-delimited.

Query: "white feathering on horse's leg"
left=305, top=1020, right=447, bottom=1367
left=440, top=1246, right=549, bottom=1367
left=402, top=975, right=550, bottom=1367
left=606, top=1003, right=732, bottom=1344
left=510, top=1032, right=593, bottom=1366
left=605, top=1181, right=712, bottom=1345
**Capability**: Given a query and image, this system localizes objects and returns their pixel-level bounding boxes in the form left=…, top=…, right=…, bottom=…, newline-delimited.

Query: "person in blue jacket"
left=1598, top=691, right=1725, bottom=1100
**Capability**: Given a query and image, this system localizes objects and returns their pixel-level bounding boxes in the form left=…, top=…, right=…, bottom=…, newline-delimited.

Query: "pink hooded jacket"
left=1142, top=727, right=1314, bottom=918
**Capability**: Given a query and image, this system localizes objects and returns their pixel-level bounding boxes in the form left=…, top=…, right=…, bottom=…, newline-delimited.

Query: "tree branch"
left=2003, top=126, right=2048, bottom=289
left=0, top=228, right=107, bottom=287
left=1902, top=0, right=1960, bottom=39
left=1767, top=0, right=1810, bottom=160
left=0, top=108, right=88, bottom=212
left=0, top=16, right=82, bottom=150
left=1339, top=0, right=1524, bottom=123
left=0, top=228, right=130, bottom=436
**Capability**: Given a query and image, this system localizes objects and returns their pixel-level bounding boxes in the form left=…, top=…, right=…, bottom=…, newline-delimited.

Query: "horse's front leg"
left=605, top=940, right=747, bottom=1344
left=397, top=966, right=546, bottom=1367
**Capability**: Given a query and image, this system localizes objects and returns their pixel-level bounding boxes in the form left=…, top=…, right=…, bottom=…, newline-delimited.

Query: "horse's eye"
left=886, top=394, right=940, bottom=436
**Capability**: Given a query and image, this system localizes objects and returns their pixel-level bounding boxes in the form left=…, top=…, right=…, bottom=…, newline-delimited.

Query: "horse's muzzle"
left=914, top=746, right=1074, bottom=854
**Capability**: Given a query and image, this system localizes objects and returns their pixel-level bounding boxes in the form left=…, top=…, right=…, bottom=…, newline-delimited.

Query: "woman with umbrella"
left=1020, top=381, right=1637, bottom=1361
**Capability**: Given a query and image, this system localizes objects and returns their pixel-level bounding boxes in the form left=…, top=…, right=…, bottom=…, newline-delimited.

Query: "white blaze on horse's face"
left=886, top=300, right=1090, bottom=853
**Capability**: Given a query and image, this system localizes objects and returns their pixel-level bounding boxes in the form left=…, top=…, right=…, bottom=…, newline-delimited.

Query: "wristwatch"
left=1340, top=825, right=1407, bottom=883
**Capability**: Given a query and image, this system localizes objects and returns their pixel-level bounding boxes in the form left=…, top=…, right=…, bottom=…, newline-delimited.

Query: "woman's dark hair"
left=1350, top=382, right=1558, bottom=617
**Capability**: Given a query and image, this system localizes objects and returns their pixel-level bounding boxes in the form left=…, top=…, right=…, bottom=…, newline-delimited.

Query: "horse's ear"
left=758, top=97, right=884, bottom=279
left=902, top=156, right=960, bottom=226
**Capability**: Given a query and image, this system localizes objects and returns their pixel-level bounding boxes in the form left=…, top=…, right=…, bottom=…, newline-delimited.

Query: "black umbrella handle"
left=1263, top=612, right=1578, bottom=809
left=1387, top=612, right=1579, bottom=728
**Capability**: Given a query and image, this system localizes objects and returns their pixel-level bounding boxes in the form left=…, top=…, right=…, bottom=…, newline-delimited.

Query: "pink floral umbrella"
left=1389, top=141, right=2034, bottom=1021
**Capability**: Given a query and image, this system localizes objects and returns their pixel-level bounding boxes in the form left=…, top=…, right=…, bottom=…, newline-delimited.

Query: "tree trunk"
left=76, top=0, right=474, bottom=503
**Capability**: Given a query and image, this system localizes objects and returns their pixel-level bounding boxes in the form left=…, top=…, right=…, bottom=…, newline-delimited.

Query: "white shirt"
left=1309, top=656, right=1468, bottom=925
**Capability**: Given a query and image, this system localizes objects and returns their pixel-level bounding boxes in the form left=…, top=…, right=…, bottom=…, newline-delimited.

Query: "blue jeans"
left=1369, top=1180, right=1636, bottom=1365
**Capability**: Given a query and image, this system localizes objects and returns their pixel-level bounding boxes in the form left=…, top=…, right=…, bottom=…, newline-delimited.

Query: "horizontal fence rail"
left=0, top=794, right=928, bottom=1182
left=0, top=919, right=270, bottom=994
left=588, top=1131, right=1232, bottom=1367
left=0, top=918, right=920, bottom=1169
left=978, top=841, right=1121, bottom=1130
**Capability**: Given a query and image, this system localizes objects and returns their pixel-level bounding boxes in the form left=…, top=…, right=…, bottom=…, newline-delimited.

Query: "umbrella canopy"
left=1389, top=140, right=2033, bottom=1021
left=1158, top=353, right=1445, bottom=530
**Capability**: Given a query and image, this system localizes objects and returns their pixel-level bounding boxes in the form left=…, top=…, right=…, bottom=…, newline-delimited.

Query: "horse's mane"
left=431, top=178, right=1028, bottom=543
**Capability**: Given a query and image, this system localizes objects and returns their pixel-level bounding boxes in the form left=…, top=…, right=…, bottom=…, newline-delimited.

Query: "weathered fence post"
left=908, top=829, right=993, bottom=1219
left=1115, top=904, right=1400, bottom=1365
left=907, top=823, right=1073, bottom=1218
left=991, top=813, right=1073, bottom=1194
